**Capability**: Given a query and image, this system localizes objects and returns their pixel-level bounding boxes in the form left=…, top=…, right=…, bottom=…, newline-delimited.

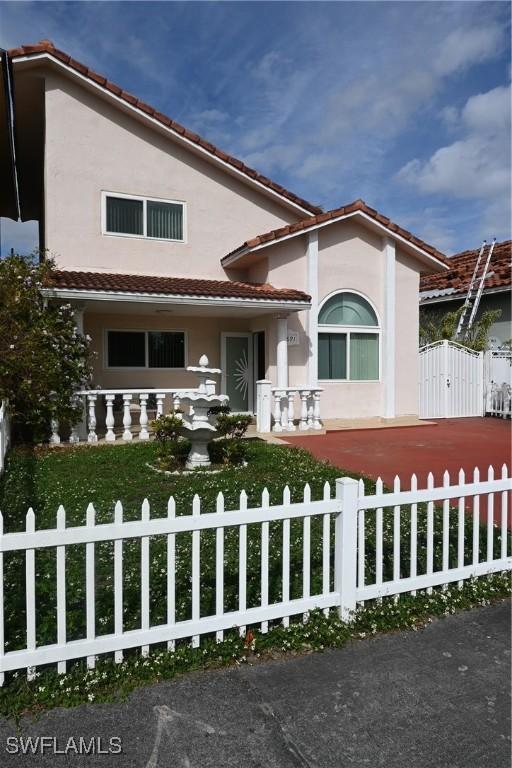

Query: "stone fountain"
left=178, top=355, right=229, bottom=469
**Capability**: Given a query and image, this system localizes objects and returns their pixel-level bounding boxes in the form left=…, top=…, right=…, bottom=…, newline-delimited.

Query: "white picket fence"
left=0, top=401, right=10, bottom=476
left=0, top=467, right=510, bottom=683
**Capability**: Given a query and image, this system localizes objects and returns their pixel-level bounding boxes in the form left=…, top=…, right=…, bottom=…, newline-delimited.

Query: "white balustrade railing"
left=50, top=388, right=201, bottom=445
left=270, top=387, right=322, bottom=433
left=486, top=382, right=512, bottom=419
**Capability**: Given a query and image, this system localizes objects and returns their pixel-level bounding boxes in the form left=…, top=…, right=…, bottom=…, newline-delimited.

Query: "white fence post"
left=335, top=477, right=359, bottom=621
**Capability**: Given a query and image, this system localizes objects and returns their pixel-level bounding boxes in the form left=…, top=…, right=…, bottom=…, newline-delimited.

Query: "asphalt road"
left=0, top=601, right=510, bottom=768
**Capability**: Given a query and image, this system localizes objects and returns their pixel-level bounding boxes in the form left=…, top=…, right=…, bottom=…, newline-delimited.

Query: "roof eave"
left=41, top=286, right=311, bottom=311
left=420, top=284, right=511, bottom=305
left=222, top=210, right=449, bottom=272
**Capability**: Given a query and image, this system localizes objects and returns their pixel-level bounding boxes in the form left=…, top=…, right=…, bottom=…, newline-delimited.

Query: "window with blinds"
left=104, top=194, right=185, bottom=241
left=107, top=330, right=186, bottom=368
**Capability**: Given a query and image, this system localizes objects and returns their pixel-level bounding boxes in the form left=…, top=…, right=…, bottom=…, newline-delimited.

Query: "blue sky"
left=0, top=1, right=510, bottom=256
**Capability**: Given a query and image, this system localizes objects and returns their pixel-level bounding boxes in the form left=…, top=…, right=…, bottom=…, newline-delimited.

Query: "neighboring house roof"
left=420, top=240, right=512, bottom=303
left=8, top=41, right=321, bottom=217
left=46, top=270, right=311, bottom=304
left=222, top=198, right=449, bottom=270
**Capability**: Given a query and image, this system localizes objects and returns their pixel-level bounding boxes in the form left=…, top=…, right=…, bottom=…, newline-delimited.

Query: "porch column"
left=383, top=237, right=396, bottom=418
left=307, top=231, right=319, bottom=387
left=276, top=315, right=288, bottom=389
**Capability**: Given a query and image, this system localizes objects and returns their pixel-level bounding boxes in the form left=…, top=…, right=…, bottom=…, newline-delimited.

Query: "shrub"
left=214, top=412, right=252, bottom=465
left=151, top=412, right=189, bottom=470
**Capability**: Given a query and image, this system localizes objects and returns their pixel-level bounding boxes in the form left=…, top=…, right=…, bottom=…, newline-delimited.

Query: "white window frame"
left=101, top=191, right=187, bottom=243
left=318, top=290, right=381, bottom=383
left=104, top=328, right=188, bottom=371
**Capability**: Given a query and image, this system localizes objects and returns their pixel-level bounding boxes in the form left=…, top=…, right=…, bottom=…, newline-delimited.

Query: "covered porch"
left=43, top=271, right=323, bottom=442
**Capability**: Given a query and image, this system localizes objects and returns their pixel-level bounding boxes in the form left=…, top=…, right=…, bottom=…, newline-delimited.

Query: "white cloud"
left=397, top=84, right=511, bottom=199
left=397, top=83, right=511, bottom=242
left=434, top=24, right=506, bottom=76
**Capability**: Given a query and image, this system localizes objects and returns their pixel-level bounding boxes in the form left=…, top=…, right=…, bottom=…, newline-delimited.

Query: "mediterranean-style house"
left=1, top=41, right=449, bottom=435
left=420, top=240, right=511, bottom=349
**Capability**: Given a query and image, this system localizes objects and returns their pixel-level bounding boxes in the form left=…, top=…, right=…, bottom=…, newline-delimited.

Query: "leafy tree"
left=419, top=306, right=502, bottom=352
left=0, top=253, right=92, bottom=443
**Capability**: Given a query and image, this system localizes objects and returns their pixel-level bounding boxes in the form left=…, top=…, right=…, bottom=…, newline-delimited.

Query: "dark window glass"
left=106, top=196, right=143, bottom=235
left=108, top=331, right=145, bottom=367
left=318, top=333, right=347, bottom=379
left=147, top=201, right=183, bottom=240
left=148, top=331, right=185, bottom=368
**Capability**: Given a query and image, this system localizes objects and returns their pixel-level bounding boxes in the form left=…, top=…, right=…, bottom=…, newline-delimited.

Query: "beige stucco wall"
left=43, top=70, right=300, bottom=279
left=260, top=220, right=421, bottom=419
left=85, top=312, right=255, bottom=390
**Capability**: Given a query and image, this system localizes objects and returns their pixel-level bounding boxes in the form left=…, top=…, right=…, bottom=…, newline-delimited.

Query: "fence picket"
left=358, top=479, right=365, bottom=605
left=303, top=484, right=311, bottom=620
left=487, top=466, right=494, bottom=562
left=375, top=478, right=383, bottom=598
left=410, top=474, right=417, bottom=596
left=442, top=471, right=450, bottom=587
left=56, top=505, right=67, bottom=674
left=167, top=496, right=176, bottom=651
left=322, top=482, right=331, bottom=616
left=216, top=493, right=225, bottom=643
left=114, top=501, right=123, bottom=663
left=191, top=494, right=201, bottom=648
left=282, top=486, right=290, bottom=628
left=0, top=512, right=3, bottom=686
left=26, top=508, right=36, bottom=680
left=426, top=473, right=434, bottom=594
left=141, top=499, right=150, bottom=657
left=239, top=490, right=247, bottom=637
left=86, top=504, right=96, bottom=669
left=457, top=469, right=465, bottom=588
left=472, top=468, right=480, bottom=565
left=261, top=488, right=270, bottom=634
left=502, top=465, right=508, bottom=560
left=393, top=476, right=401, bottom=599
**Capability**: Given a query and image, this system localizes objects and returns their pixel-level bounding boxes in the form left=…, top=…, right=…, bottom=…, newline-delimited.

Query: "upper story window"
left=103, top=192, right=185, bottom=242
left=318, top=291, right=380, bottom=382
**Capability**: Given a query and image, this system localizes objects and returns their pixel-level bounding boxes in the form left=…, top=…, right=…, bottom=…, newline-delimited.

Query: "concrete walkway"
left=0, top=601, right=509, bottom=767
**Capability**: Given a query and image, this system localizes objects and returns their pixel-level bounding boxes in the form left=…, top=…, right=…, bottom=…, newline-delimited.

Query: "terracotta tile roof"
left=8, top=41, right=321, bottom=216
left=47, top=270, right=311, bottom=303
left=420, top=240, right=511, bottom=300
left=223, top=199, right=449, bottom=265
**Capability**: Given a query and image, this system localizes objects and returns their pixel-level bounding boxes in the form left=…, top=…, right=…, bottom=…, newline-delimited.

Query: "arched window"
left=318, top=291, right=380, bottom=381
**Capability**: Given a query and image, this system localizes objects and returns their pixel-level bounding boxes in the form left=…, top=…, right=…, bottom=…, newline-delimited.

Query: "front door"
left=221, top=333, right=253, bottom=412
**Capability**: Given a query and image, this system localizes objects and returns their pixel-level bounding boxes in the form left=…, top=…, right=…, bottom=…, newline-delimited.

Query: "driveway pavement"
left=0, top=601, right=509, bottom=767
left=286, top=418, right=512, bottom=525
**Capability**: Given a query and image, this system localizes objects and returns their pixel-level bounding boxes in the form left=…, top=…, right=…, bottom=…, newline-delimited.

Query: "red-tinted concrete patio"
left=285, top=418, right=512, bottom=525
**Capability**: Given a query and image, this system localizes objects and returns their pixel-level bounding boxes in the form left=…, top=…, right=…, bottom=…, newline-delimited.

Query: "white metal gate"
left=419, top=340, right=484, bottom=418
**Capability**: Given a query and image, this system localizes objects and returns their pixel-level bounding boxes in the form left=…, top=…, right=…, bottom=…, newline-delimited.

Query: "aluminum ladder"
left=455, top=238, right=496, bottom=341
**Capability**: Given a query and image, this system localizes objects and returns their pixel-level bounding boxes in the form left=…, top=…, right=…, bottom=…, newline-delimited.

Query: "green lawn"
left=0, top=440, right=507, bottom=660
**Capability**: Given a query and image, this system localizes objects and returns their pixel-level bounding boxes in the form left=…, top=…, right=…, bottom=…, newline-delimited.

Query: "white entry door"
left=221, top=333, right=254, bottom=413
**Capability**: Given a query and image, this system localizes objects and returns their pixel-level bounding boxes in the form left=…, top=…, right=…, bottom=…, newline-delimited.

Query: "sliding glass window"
left=104, top=194, right=185, bottom=241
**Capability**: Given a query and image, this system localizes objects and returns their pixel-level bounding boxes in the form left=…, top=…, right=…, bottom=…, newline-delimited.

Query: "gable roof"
left=46, top=269, right=311, bottom=305
left=420, top=240, right=511, bottom=303
left=8, top=41, right=321, bottom=217
left=222, top=198, right=449, bottom=271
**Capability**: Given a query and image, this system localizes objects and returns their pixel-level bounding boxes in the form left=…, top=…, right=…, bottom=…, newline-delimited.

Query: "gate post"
left=334, top=477, right=359, bottom=621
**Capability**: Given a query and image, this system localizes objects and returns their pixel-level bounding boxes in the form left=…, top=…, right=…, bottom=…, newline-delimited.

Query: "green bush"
left=213, top=412, right=252, bottom=465
left=151, top=412, right=189, bottom=470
